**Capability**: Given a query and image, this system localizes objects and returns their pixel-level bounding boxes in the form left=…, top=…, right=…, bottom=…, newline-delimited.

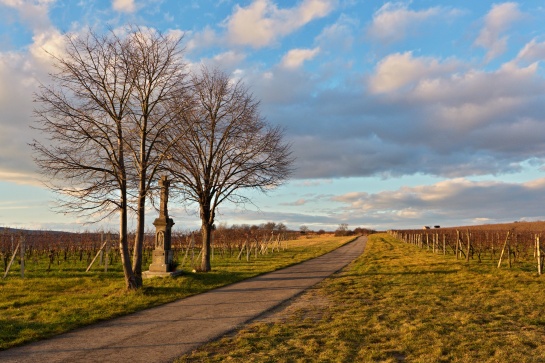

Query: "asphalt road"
left=0, top=236, right=367, bottom=363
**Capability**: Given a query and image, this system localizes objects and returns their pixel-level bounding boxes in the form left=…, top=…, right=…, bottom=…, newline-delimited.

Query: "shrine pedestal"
left=143, top=176, right=180, bottom=279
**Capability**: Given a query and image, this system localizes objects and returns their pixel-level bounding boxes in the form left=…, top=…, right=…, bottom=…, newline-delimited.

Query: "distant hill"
left=1, top=227, right=73, bottom=235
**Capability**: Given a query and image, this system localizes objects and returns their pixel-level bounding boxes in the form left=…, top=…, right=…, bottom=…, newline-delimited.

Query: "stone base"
left=142, top=270, right=184, bottom=279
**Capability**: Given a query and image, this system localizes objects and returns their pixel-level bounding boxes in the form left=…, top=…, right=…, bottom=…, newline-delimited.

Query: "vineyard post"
left=2, top=240, right=20, bottom=279
left=466, top=230, right=471, bottom=263
left=508, top=234, right=512, bottom=268
left=443, top=234, right=446, bottom=255
left=497, top=231, right=510, bottom=269
left=534, top=234, right=537, bottom=259
left=537, top=235, right=545, bottom=273
left=426, top=233, right=429, bottom=250
left=456, top=230, right=460, bottom=259
left=236, top=238, right=247, bottom=260
left=20, top=235, right=25, bottom=278
left=536, top=235, right=541, bottom=275
left=86, top=239, right=108, bottom=272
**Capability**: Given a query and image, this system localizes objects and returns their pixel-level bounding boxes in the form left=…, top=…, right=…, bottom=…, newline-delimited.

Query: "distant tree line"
left=299, top=224, right=376, bottom=237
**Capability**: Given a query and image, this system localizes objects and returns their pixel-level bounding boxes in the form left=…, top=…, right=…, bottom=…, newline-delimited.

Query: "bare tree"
left=167, top=67, right=293, bottom=272
left=335, top=223, right=349, bottom=237
left=123, top=28, right=187, bottom=286
left=32, top=27, right=186, bottom=289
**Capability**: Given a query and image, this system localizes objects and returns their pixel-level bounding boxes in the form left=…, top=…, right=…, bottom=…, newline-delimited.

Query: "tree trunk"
left=119, top=134, right=139, bottom=290
left=132, top=124, right=148, bottom=287
left=132, top=189, right=146, bottom=288
left=119, top=195, right=138, bottom=290
left=200, top=221, right=212, bottom=272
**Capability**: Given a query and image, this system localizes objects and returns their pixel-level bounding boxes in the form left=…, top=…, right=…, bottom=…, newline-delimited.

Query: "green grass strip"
left=0, top=235, right=354, bottom=350
left=177, top=233, right=545, bottom=363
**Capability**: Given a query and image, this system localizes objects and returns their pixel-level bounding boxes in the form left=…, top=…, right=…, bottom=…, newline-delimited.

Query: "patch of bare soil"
left=253, top=287, right=332, bottom=324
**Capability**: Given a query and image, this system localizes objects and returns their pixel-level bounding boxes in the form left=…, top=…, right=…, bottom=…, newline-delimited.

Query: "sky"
left=1, top=0, right=545, bottom=233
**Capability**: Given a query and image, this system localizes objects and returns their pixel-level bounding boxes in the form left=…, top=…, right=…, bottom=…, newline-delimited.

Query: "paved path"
left=0, top=237, right=367, bottom=363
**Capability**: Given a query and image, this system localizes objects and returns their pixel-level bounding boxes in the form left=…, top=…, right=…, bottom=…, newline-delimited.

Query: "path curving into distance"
left=0, top=236, right=367, bottom=363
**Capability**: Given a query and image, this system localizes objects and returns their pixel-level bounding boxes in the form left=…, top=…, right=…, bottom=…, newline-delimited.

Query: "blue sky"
left=1, top=0, right=545, bottom=232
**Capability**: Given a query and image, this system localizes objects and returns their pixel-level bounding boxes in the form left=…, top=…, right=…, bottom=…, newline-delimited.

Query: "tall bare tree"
left=167, top=67, right=293, bottom=272
left=123, top=28, right=187, bottom=286
left=32, top=27, right=186, bottom=289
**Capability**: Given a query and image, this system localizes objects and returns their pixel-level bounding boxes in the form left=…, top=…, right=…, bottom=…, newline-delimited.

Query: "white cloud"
left=0, top=0, right=55, bottom=32
left=209, top=51, right=247, bottom=71
left=112, top=0, right=136, bottom=13
left=184, top=26, right=220, bottom=53
left=264, top=48, right=545, bottom=180
left=368, top=52, right=460, bottom=94
left=280, top=47, right=320, bottom=69
left=29, top=29, right=66, bottom=65
left=0, top=51, right=44, bottom=182
left=226, top=0, right=336, bottom=48
left=331, top=177, right=545, bottom=227
left=411, top=62, right=540, bottom=103
left=474, top=2, right=524, bottom=61
left=281, top=198, right=308, bottom=206
left=408, top=62, right=543, bottom=132
left=367, top=2, right=443, bottom=44
left=316, top=14, right=357, bottom=52
left=0, top=171, right=42, bottom=186
left=516, top=39, right=545, bottom=63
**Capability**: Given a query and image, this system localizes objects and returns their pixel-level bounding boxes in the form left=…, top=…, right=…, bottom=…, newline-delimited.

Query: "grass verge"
left=0, top=235, right=354, bottom=350
left=176, top=233, right=545, bottom=363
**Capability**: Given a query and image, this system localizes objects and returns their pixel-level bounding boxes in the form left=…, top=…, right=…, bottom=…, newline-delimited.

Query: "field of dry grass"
left=177, top=233, right=545, bottom=362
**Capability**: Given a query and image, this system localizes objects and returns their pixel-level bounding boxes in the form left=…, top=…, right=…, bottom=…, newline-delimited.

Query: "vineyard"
left=0, top=225, right=301, bottom=278
left=389, top=221, right=545, bottom=275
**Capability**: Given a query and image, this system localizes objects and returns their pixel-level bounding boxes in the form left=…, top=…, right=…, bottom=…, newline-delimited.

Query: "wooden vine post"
left=2, top=240, right=20, bottom=279
left=466, top=229, right=471, bottom=263
left=508, top=233, right=512, bottom=268
left=536, top=235, right=543, bottom=276
left=455, top=230, right=460, bottom=259
left=455, top=230, right=466, bottom=260
left=86, top=238, right=109, bottom=272
left=497, top=231, right=511, bottom=269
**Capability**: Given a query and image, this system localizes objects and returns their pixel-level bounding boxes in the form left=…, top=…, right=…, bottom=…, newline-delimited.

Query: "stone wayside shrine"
left=143, top=176, right=182, bottom=278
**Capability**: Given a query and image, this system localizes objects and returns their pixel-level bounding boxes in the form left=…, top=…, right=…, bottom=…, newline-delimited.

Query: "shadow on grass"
left=0, top=319, right=64, bottom=351
left=141, top=270, right=255, bottom=297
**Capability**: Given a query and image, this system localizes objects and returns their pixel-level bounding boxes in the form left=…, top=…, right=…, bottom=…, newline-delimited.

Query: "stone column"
left=148, top=176, right=175, bottom=273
